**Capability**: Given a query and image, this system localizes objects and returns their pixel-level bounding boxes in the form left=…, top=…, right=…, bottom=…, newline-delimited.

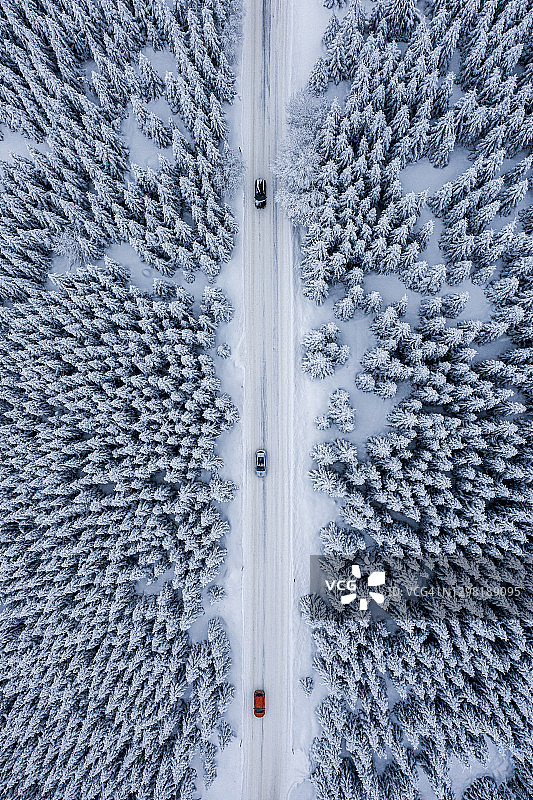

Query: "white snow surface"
left=0, top=125, right=48, bottom=163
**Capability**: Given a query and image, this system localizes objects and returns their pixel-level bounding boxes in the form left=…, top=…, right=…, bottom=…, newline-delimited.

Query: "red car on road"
left=254, top=689, right=265, bottom=718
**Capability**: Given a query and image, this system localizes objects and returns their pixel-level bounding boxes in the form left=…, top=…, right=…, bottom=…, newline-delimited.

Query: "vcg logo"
left=326, top=564, right=386, bottom=610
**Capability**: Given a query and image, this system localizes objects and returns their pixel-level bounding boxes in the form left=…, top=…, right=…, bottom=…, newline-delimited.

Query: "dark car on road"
left=254, top=689, right=265, bottom=718
left=254, top=178, right=267, bottom=209
left=255, top=449, right=267, bottom=476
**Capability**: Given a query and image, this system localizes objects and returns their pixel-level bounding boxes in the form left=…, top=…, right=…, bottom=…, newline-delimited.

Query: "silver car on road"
left=255, top=449, right=267, bottom=476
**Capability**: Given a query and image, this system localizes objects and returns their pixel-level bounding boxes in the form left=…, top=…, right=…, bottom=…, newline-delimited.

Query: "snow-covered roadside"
left=287, top=3, right=337, bottom=799
left=203, top=46, right=246, bottom=800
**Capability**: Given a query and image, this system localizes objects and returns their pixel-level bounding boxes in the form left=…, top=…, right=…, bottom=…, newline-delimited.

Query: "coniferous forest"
left=278, top=0, right=533, bottom=798
left=1, top=0, right=533, bottom=798
left=0, top=1, right=240, bottom=797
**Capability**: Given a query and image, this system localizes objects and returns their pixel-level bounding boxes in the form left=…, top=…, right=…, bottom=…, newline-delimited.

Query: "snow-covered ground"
left=288, top=3, right=347, bottom=799
left=0, top=126, right=48, bottom=163
left=202, top=36, right=246, bottom=800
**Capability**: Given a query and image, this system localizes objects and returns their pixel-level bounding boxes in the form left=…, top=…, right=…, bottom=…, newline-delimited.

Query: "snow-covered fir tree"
left=302, top=322, right=350, bottom=379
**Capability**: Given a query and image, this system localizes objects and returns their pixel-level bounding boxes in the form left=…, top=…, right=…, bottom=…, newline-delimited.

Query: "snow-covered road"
left=239, top=0, right=296, bottom=797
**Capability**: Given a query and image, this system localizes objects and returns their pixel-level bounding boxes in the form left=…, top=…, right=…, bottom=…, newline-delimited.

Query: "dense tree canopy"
left=285, top=0, right=533, bottom=798
left=0, top=261, right=238, bottom=799
left=0, top=1, right=240, bottom=797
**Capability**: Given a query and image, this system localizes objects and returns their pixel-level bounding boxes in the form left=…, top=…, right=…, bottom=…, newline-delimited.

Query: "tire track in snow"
left=240, top=0, right=295, bottom=797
